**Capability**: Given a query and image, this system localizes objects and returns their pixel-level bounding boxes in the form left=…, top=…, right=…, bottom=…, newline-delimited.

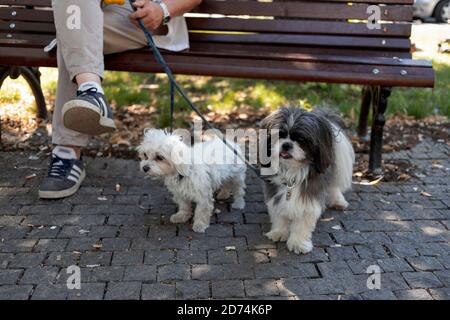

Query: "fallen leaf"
left=331, top=225, right=342, bottom=230
left=420, top=191, right=432, bottom=197
left=92, top=244, right=103, bottom=250
left=320, top=217, right=335, bottom=222
left=25, top=174, right=37, bottom=180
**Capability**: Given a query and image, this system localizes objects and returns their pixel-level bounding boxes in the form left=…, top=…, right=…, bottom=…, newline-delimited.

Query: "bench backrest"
left=0, top=0, right=414, bottom=58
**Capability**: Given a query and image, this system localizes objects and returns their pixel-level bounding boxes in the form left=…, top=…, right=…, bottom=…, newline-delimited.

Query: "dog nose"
left=282, top=142, right=293, bottom=151
left=142, top=165, right=150, bottom=173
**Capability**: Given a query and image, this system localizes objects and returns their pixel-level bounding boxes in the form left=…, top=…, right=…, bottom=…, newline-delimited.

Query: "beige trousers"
left=52, top=0, right=148, bottom=147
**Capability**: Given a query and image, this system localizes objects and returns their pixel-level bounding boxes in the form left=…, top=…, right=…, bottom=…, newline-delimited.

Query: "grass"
left=1, top=44, right=449, bottom=129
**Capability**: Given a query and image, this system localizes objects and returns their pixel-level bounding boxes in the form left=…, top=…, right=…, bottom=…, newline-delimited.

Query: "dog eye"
left=155, top=155, right=165, bottom=161
left=143, top=153, right=149, bottom=160
left=278, top=130, right=288, bottom=139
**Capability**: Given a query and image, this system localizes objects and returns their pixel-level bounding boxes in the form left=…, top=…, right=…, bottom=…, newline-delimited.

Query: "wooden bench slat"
left=186, top=18, right=412, bottom=38
left=0, top=0, right=416, bottom=6
left=0, top=7, right=53, bottom=22
left=190, top=42, right=413, bottom=59
left=0, top=0, right=51, bottom=6
left=0, top=21, right=55, bottom=33
left=0, top=1, right=414, bottom=22
left=192, top=1, right=413, bottom=22
left=0, top=30, right=412, bottom=53
left=189, top=33, right=411, bottom=51
left=0, top=47, right=435, bottom=88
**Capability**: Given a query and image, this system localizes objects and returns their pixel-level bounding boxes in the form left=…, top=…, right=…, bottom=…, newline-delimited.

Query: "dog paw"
left=286, top=238, right=313, bottom=254
left=329, top=199, right=349, bottom=211
left=170, top=212, right=191, bottom=224
left=192, top=221, right=209, bottom=233
left=231, top=199, right=245, bottom=210
left=265, top=230, right=288, bottom=242
left=216, top=189, right=231, bottom=200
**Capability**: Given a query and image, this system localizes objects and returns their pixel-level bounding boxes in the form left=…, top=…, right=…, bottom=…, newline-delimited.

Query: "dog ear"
left=170, top=140, right=192, bottom=177
left=311, top=118, right=333, bottom=174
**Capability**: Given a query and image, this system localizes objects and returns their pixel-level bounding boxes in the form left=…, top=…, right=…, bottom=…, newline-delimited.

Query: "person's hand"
left=129, top=0, right=164, bottom=31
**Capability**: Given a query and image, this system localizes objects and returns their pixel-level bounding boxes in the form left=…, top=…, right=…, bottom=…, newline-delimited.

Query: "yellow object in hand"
left=103, top=0, right=126, bottom=5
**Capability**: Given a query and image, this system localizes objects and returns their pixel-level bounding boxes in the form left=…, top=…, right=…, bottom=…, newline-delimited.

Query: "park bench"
left=0, top=0, right=435, bottom=173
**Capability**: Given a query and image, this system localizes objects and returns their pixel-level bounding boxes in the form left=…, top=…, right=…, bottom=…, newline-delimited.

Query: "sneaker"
left=39, top=147, right=86, bottom=199
left=62, top=87, right=116, bottom=136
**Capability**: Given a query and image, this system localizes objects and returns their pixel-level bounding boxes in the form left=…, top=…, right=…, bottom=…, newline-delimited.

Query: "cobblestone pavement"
left=0, top=139, right=449, bottom=300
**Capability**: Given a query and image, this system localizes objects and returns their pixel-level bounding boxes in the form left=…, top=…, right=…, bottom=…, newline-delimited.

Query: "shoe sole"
left=39, top=170, right=86, bottom=199
left=62, top=100, right=116, bottom=136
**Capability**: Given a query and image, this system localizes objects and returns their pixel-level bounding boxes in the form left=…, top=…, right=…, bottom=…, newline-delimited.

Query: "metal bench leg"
left=0, top=66, right=48, bottom=145
left=0, top=67, right=11, bottom=145
left=357, top=86, right=372, bottom=138
left=369, top=86, right=392, bottom=174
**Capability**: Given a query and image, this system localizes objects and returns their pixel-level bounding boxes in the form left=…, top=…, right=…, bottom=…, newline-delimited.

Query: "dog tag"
left=286, top=185, right=294, bottom=201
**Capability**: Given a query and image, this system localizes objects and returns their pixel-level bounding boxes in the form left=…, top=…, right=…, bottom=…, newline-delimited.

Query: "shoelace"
left=47, top=155, right=72, bottom=179
left=76, top=87, right=107, bottom=116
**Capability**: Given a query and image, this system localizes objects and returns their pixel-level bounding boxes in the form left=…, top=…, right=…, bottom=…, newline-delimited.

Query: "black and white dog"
left=261, top=107, right=355, bottom=254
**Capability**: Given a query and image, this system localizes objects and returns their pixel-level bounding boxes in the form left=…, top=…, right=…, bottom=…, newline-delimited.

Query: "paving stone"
left=407, top=256, right=444, bottom=271
left=317, top=260, right=354, bottom=278
left=244, top=279, right=279, bottom=297
left=377, top=258, right=414, bottom=272
left=380, top=273, right=410, bottom=291
left=307, top=278, right=345, bottom=295
left=67, top=283, right=106, bottom=300
left=158, top=264, right=190, bottom=281
left=402, top=272, right=443, bottom=289
left=89, top=266, right=125, bottom=282
left=212, top=280, right=245, bottom=298
left=347, top=259, right=380, bottom=274
left=124, top=265, right=156, bottom=282
left=208, top=249, right=238, bottom=264
left=326, top=246, right=359, bottom=261
left=79, top=252, right=112, bottom=267
left=360, top=290, right=397, bottom=300
left=105, top=282, right=141, bottom=300
left=395, top=289, right=433, bottom=300
left=20, top=266, right=59, bottom=284
left=0, top=239, right=37, bottom=253
left=176, top=280, right=210, bottom=299
left=46, top=252, right=80, bottom=267
left=0, top=285, right=32, bottom=300
left=433, top=270, right=450, bottom=286
left=31, top=284, right=68, bottom=300
left=34, top=239, right=68, bottom=252
left=0, top=269, right=23, bottom=284
left=429, top=287, right=450, bottom=300
left=112, top=251, right=144, bottom=265
left=101, top=238, right=131, bottom=251
left=142, top=283, right=175, bottom=300
left=145, top=250, right=176, bottom=265
left=277, top=278, right=312, bottom=297
left=8, top=253, right=45, bottom=268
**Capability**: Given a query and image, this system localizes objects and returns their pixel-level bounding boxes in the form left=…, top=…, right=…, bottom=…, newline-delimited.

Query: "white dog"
left=138, top=129, right=246, bottom=233
left=261, top=107, right=355, bottom=254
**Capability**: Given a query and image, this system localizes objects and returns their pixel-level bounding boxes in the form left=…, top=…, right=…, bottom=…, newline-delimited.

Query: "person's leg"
left=52, top=0, right=117, bottom=137
left=41, top=0, right=107, bottom=199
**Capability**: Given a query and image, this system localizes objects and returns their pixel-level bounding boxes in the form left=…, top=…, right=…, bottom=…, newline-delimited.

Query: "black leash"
left=129, top=0, right=265, bottom=179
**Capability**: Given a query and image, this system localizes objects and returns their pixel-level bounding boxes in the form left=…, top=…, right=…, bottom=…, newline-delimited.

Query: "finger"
left=129, top=8, right=147, bottom=20
left=132, top=0, right=146, bottom=9
left=142, top=16, right=156, bottom=31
